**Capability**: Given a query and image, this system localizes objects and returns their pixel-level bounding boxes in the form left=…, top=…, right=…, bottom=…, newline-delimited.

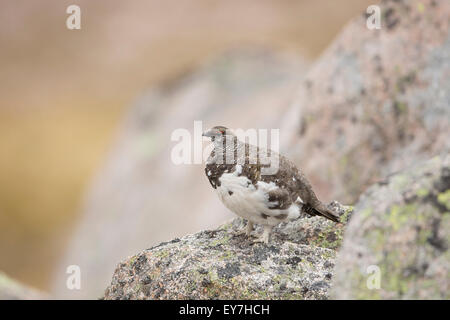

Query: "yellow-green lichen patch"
left=128, top=255, right=138, bottom=266
left=416, top=188, right=429, bottom=198
left=360, top=207, right=373, bottom=219
left=437, top=190, right=450, bottom=210
left=391, top=174, right=410, bottom=192
left=340, top=205, right=353, bottom=224
left=311, top=223, right=345, bottom=250
left=387, top=204, right=415, bottom=231
left=209, top=235, right=231, bottom=247
left=154, top=249, right=170, bottom=259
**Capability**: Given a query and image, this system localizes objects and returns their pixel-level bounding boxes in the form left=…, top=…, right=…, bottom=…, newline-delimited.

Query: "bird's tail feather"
left=309, top=203, right=340, bottom=222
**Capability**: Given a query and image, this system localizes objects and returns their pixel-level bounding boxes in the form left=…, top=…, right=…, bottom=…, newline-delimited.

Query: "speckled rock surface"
left=332, top=154, right=450, bottom=299
left=104, top=202, right=351, bottom=300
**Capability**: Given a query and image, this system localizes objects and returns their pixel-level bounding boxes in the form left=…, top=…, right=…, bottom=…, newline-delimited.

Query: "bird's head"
left=202, top=126, right=235, bottom=142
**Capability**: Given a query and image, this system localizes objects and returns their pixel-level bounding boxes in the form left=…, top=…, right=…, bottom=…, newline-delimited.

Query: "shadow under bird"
left=203, top=126, right=340, bottom=244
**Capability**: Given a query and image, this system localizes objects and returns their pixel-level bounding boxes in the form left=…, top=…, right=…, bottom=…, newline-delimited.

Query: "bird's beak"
left=202, top=129, right=215, bottom=137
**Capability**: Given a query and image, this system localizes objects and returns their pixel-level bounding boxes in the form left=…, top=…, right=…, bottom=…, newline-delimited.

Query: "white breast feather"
left=216, top=166, right=300, bottom=225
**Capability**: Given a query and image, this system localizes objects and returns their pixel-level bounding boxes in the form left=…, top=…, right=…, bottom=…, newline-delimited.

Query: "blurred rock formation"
left=332, top=154, right=449, bottom=299
left=284, top=0, right=450, bottom=203
left=0, top=272, right=47, bottom=300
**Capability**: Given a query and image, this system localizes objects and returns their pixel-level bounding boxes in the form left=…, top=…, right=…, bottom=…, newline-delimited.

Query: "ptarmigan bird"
left=203, top=126, right=339, bottom=244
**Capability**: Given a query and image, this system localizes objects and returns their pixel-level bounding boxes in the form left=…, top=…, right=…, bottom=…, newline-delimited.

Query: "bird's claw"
left=253, top=234, right=270, bottom=244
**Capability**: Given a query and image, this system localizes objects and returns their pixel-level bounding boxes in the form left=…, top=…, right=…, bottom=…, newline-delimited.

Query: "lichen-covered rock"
left=104, top=202, right=351, bottom=300
left=0, top=272, right=47, bottom=300
left=332, top=154, right=450, bottom=299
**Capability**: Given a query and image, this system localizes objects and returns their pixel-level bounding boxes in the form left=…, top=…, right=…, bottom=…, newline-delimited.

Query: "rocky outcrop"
left=104, top=154, right=448, bottom=300
left=332, top=154, right=449, bottom=299
left=104, top=202, right=351, bottom=300
left=0, top=272, right=46, bottom=300
left=283, top=0, right=450, bottom=204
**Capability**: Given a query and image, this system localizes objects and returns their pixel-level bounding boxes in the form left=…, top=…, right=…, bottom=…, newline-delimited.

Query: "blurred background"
left=0, top=0, right=413, bottom=298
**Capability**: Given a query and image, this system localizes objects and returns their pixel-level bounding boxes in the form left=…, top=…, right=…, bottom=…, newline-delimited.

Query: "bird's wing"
left=266, top=188, right=292, bottom=210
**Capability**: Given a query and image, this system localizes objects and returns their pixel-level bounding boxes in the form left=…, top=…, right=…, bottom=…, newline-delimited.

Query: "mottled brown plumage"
left=203, top=126, right=339, bottom=243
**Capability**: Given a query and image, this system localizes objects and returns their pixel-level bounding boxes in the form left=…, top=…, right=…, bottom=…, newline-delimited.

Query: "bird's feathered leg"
left=234, top=220, right=254, bottom=237
left=254, top=225, right=272, bottom=244
left=246, top=221, right=254, bottom=236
